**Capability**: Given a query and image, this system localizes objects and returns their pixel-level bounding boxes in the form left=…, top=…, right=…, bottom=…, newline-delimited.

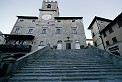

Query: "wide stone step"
left=27, top=62, right=112, bottom=66
left=32, top=61, right=107, bottom=64
left=33, top=60, right=101, bottom=63
left=24, top=64, right=117, bottom=68
left=8, top=80, right=100, bottom=82
left=13, top=72, right=122, bottom=77
left=16, top=69, right=122, bottom=73
left=28, top=63, right=101, bottom=66
left=28, top=59, right=111, bottom=63
left=9, top=75, right=122, bottom=82
left=21, top=67, right=120, bottom=70
left=24, top=64, right=114, bottom=68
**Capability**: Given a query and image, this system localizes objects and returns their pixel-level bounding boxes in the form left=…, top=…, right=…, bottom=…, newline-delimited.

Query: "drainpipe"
left=95, top=20, right=106, bottom=50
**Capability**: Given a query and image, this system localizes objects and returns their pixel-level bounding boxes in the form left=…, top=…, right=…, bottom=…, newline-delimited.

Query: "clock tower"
left=38, top=0, right=59, bottom=22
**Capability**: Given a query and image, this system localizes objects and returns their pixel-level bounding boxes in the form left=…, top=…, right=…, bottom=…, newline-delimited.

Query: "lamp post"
left=99, top=35, right=106, bottom=50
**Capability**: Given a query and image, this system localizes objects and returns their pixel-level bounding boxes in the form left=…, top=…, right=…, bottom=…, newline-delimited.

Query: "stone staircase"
left=8, top=49, right=122, bottom=82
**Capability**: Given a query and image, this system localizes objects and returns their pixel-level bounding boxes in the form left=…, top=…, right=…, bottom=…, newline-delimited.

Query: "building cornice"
left=3, top=34, right=35, bottom=40
left=88, top=16, right=112, bottom=29
left=17, top=16, right=38, bottom=19
left=100, top=12, right=122, bottom=34
left=55, top=17, right=83, bottom=20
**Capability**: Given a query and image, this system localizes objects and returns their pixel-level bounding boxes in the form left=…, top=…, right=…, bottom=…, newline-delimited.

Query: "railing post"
left=0, top=57, right=16, bottom=76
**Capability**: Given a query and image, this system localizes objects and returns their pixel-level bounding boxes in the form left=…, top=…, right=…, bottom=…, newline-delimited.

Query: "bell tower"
left=38, top=0, right=59, bottom=21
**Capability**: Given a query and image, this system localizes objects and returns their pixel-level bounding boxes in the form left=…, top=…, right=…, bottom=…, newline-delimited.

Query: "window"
left=15, top=28, right=20, bottom=33
left=47, top=4, right=51, bottom=8
left=71, top=27, right=77, bottom=34
left=14, top=40, right=25, bottom=45
left=92, top=32, right=95, bottom=37
left=57, top=20, right=61, bottom=22
left=72, top=19, right=75, bottom=22
left=28, top=29, right=33, bottom=34
left=103, top=32, right=107, bottom=37
left=72, top=29, right=77, bottom=34
left=23, top=41, right=26, bottom=45
left=106, top=41, right=110, bottom=46
left=56, top=29, right=61, bottom=34
left=32, top=20, right=35, bottom=22
left=112, top=37, right=117, bottom=43
left=14, top=40, right=20, bottom=45
left=40, top=41, right=44, bottom=46
left=20, top=20, right=24, bottom=22
left=42, top=29, right=47, bottom=34
left=108, top=27, right=113, bottom=34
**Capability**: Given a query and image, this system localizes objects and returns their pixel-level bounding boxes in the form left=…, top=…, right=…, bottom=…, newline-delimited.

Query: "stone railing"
left=0, top=44, right=32, bottom=52
left=1, top=46, right=51, bottom=76
left=88, top=45, right=122, bottom=67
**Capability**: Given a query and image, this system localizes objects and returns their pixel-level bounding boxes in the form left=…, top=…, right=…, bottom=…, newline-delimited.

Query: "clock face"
left=42, top=14, right=52, bottom=20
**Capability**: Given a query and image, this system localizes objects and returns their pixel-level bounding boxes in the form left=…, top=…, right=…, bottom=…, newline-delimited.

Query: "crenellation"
left=43, top=0, right=57, bottom=3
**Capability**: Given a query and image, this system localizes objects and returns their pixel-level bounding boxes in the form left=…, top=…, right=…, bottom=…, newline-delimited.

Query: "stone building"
left=10, top=0, right=86, bottom=50
left=88, top=16, right=112, bottom=50
left=0, top=31, right=5, bottom=44
left=100, top=13, right=122, bottom=56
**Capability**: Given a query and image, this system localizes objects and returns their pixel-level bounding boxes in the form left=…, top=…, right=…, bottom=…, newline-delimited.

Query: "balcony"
left=0, top=44, right=32, bottom=52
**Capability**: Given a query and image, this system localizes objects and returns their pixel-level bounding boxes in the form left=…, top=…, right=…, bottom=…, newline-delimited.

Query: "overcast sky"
left=0, top=0, right=122, bottom=39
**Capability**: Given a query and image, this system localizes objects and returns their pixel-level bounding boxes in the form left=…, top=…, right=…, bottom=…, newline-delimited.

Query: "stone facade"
left=88, top=16, right=112, bottom=50
left=10, top=0, right=86, bottom=50
left=0, top=31, right=5, bottom=44
left=100, top=13, right=122, bottom=56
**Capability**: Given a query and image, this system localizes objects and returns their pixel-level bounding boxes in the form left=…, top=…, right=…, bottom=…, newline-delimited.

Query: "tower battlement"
left=43, top=0, right=57, bottom=3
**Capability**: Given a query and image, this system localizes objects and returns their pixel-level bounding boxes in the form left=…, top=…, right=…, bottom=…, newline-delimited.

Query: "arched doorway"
left=38, top=41, right=45, bottom=49
left=57, top=40, right=62, bottom=50
left=75, top=40, right=80, bottom=49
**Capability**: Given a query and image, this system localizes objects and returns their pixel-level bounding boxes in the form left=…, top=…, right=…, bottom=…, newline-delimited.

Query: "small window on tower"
left=15, top=28, right=20, bottom=33
left=72, top=19, right=75, bottom=22
left=40, top=41, right=44, bottom=46
left=47, top=4, right=51, bottom=8
left=20, top=20, right=24, bottom=22
left=32, top=20, right=35, bottom=22
left=28, top=29, right=33, bottom=34
left=56, top=29, right=61, bottom=34
left=71, top=27, right=77, bottom=34
left=42, top=29, right=47, bottom=34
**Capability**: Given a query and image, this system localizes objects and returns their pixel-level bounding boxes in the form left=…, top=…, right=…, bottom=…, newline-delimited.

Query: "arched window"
left=47, top=4, right=51, bottom=8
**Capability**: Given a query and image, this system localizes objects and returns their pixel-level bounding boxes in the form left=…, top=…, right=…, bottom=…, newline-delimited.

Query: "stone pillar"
left=1, top=57, right=16, bottom=76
